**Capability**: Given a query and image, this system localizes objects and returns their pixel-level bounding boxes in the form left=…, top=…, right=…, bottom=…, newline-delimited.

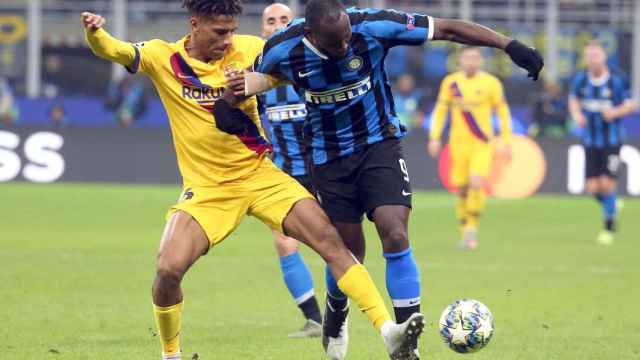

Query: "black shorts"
left=585, top=146, right=621, bottom=179
left=310, top=138, right=412, bottom=223
left=293, top=174, right=315, bottom=194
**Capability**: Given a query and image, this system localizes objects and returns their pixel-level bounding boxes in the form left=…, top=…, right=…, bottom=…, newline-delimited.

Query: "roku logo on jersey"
left=305, top=77, right=372, bottom=105
left=266, top=104, right=307, bottom=121
left=181, top=86, right=224, bottom=100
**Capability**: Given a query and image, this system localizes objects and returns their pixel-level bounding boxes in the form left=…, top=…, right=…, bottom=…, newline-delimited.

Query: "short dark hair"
left=305, top=0, right=346, bottom=30
left=182, top=0, right=243, bottom=18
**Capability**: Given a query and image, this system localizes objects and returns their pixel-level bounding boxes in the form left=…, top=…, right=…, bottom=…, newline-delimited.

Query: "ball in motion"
left=438, top=299, right=494, bottom=353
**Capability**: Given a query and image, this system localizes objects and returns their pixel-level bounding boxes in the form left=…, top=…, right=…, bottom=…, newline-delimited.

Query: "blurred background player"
left=0, top=77, right=19, bottom=127
left=259, top=2, right=322, bottom=338
left=251, top=1, right=542, bottom=358
left=568, top=41, right=638, bottom=245
left=428, top=47, right=513, bottom=250
left=82, top=1, right=426, bottom=359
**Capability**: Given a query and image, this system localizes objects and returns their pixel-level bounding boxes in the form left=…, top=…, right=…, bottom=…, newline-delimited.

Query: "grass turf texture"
left=2, top=182, right=639, bottom=359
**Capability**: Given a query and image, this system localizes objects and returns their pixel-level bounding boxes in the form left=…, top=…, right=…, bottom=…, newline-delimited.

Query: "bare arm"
left=432, top=18, right=544, bottom=81
left=432, top=18, right=511, bottom=50
left=603, top=99, right=638, bottom=122
left=568, top=95, right=586, bottom=128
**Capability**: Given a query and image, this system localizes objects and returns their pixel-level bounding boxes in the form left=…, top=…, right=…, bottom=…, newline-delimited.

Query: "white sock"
left=162, top=352, right=181, bottom=360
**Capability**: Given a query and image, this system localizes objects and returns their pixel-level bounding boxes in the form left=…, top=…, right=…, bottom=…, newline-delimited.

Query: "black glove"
left=506, top=40, right=544, bottom=81
left=212, top=98, right=248, bottom=135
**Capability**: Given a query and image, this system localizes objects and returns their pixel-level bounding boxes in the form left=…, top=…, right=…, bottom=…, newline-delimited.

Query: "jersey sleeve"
left=255, top=40, right=286, bottom=78
left=429, top=76, right=452, bottom=141
left=126, top=39, right=165, bottom=76
left=352, top=8, right=434, bottom=49
left=490, top=77, right=512, bottom=143
left=569, top=72, right=585, bottom=99
left=613, top=74, right=632, bottom=105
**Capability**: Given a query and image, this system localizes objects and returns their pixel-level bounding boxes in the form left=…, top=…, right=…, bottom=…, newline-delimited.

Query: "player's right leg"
left=152, top=210, right=210, bottom=360
left=323, top=222, right=367, bottom=358
left=585, top=147, right=618, bottom=245
left=272, top=230, right=322, bottom=338
left=283, top=199, right=425, bottom=360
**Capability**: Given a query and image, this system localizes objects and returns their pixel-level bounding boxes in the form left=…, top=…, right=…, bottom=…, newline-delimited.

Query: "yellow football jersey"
left=430, top=71, right=512, bottom=145
left=87, top=28, right=268, bottom=186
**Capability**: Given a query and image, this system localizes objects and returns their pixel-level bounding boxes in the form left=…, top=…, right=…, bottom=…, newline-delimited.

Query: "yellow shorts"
left=450, top=140, right=494, bottom=187
left=166, top=159, right=313, bottom=248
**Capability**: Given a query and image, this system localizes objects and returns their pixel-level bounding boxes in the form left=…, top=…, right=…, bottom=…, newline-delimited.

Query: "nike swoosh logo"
left=298, top=70, right=319, bottom=78
left=402, top=190, right=412, bottom=196
left=408, top=300, right=419, bottom=305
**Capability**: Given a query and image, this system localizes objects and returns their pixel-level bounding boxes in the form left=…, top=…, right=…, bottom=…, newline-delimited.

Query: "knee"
left=600, top=177, right=616, bottom=193
left=313, top=225, right=346, bottom=261
left=469, top=176, right=485, bottom=189
left=155, top=255, right=186, bottom=289
left=273, top=232, right=299, bottom=257
left=382, top=227, right=409, bottom=253
left=585, top=180, right=599, bottom=194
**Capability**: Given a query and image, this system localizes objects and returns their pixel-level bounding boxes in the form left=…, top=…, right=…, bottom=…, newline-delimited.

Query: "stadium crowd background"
left=0, top=0, right=639, bottom=140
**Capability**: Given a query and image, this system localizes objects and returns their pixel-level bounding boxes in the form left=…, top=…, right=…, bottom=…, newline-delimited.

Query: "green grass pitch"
left=2, top=182, right=639, bottom=359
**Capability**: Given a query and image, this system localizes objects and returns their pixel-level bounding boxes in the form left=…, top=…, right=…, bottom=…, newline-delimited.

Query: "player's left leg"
left=371, top=205, right=421, bottom=324
left=356, top=139, right=422, bottom=358
left=283, top=199, right=425, bottom=359
left=250, top=162, right=425, bottom=359
left=464, top=175, right=487, bottom=250
left=272, top=230, right=322, bottom=337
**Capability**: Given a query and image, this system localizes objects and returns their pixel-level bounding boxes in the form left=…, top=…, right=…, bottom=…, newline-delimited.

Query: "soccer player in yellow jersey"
left=81, top=1, right=425, bottom=359
left=428, top=47, right=513, bottom=250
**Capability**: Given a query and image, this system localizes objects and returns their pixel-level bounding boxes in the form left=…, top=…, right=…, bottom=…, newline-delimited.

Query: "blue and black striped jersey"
left=258, top=85, right=310, bottom=176
left=571, top=70, right=630, bottom=148
left=256, top=7, right=434, bottom=165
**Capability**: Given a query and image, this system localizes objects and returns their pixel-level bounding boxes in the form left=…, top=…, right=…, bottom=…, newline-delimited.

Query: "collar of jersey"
left=177, top=35, right=227, bottom=69
left=302, top=37, right=329, bottom=60
left=588, top=70, right=610, bottom=86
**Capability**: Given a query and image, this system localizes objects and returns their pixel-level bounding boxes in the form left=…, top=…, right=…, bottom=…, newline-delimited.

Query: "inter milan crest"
left=347, top=56, right=363, bottom=71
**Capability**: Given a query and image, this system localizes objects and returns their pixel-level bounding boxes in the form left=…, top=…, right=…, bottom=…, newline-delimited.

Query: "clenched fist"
left=81, top=12, right=106, bottom=31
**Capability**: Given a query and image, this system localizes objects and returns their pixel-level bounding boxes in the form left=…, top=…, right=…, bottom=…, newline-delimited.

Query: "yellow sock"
left=153, top=301, right=183, bottom=355
left=337, top=264, right=392, bottom=331
left=466, top=188, right=486, bottom=229
left=455, top=195, right=468, bottom=235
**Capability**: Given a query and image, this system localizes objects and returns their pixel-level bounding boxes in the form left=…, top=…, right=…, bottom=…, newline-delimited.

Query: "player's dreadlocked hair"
left=181, top=0, right=243, bottom=17
left=305, top=0, right=346, bottom=30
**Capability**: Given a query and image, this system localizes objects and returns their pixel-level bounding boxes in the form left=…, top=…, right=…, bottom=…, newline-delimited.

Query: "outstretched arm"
left=432, top=18, right=544, bottom=81
left=82, top=12, right=136, bottom=68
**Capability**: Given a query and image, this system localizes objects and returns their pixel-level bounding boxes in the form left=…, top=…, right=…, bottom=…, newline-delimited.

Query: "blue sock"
left=325, top=265, right=346, bottom=299
left=602, top=192, right=617, bottom=229
left=280, top=251, right=315, bottom=305
left=384, top=247, right=421, bottom=323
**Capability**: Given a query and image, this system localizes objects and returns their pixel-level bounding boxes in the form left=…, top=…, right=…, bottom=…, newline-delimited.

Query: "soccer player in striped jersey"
left=259, top=3, right=322, bottom=339
left=569, top=41, right=637, bottom=245
left=244, top=1, right=543, bottom=358
left=82, top=1, right=428, bottom=358
left=428, top=47, right=513, bottom=250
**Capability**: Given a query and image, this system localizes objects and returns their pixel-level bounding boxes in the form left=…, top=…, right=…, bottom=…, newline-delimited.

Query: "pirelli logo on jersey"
left=266, top=104, right=307, bottom=121
left=581, top=99, right=614, bottom=112
left=305, top=77, right=372, bottom=105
